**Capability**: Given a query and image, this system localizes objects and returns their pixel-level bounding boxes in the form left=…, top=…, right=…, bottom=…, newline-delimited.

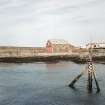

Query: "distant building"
left=86, top=43, right=105, bottom=56
left=46, top=39, right=73, bottom=53
left=86, top=43, right=105, bottom=49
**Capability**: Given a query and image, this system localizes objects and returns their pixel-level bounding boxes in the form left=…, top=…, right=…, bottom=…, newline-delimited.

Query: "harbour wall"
left=0, top=47, right=105, bottom=63
left=0, top=46, right=46, bottom=57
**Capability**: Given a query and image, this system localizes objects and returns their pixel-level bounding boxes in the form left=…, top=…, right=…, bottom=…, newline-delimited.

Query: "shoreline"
left=0, top=54, right=105, bottom=64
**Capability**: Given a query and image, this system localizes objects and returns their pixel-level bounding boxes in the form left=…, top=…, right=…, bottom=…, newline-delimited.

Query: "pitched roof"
left=48, top=39, right=69, bottom=44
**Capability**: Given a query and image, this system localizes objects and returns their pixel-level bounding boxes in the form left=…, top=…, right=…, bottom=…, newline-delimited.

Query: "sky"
left=0, top=0, right=105, bottom=47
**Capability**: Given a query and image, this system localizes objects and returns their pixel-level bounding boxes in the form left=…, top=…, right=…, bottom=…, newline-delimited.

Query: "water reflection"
left=45, top=61, right=74, bottom=70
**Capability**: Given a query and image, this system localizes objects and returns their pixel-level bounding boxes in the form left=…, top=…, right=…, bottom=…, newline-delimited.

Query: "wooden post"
left=87, top=69, right=93, bottom=93
left=93, top=71, right=100, bottom=93
left=69, top=72, right=84, bottom=87
left=69, top=47, right=100, bottom=93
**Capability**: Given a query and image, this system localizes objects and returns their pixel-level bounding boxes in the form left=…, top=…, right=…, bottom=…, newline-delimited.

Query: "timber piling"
left=69, top=48, right=100, bottom=93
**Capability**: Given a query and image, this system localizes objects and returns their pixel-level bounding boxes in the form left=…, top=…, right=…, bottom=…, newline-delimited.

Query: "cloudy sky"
left=0, top=0, right=105, bottom=47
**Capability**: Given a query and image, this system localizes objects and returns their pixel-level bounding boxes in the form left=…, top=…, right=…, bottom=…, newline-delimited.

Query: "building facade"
left=46, top=39, right=73, bottom=53
left=86, top=43, right=105, bottom=49
left=86, top=43, right=105, bottom=56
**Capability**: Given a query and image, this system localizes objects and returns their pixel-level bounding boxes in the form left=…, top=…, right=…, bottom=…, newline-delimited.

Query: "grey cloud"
left=0, top=0, right=105, bottom=46
left=40, top=0, right=105, bottom=15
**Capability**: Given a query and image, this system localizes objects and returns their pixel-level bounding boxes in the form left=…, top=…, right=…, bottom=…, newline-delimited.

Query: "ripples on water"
left=0, top=61, right=105, bottom=105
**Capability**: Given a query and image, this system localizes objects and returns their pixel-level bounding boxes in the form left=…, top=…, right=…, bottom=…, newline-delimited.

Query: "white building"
left=86, top=43, right=105, bottom=49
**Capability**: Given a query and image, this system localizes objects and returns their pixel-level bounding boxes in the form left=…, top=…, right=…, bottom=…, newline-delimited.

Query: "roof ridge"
left=48, top=39, right=69, bottom=44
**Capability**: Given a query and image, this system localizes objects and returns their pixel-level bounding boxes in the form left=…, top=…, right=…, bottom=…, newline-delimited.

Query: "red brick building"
left=46, top=39, right=73, bottom=53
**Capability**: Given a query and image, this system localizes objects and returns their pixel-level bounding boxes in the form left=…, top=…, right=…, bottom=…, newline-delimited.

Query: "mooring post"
left=93, top=71, right=100, bottom=93
left=87, top=68, right=93, bottom=93
left=69, top=47, right=100, bottom=93
left=69, top=72, right=84, bottom=87
left=87, top=48, right=93, bottom=93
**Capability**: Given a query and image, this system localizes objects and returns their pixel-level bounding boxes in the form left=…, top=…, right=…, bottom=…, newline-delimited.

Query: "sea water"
left=0, top=61, right=105, bottom=105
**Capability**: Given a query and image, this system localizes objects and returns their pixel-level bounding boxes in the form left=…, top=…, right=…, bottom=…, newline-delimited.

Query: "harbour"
left=0, top=41, right=105, bottom=63
left=0, top=0, right=105, bottom=104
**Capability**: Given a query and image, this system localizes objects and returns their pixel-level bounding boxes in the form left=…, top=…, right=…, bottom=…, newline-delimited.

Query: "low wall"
left=0, top=47, right=46, bottom=57
left=0, top=47, right=105, bottom=63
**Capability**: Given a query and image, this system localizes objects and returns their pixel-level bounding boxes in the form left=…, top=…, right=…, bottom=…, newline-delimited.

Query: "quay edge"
left=0, top=54, right=104, bottom=63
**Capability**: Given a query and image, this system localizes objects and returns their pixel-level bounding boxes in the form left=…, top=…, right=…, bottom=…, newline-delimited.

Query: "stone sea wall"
left=0, top=46, right=105, bottom=63
left=0, top=46, right=46, bottom=57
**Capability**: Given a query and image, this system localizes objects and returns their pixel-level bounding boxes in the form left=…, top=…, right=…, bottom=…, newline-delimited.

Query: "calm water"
left=0, top=61, right=105, bottom=105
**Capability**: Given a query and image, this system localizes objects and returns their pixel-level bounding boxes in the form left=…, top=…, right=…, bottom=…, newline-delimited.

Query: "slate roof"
left=48, top=39, right=69, bottom=44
